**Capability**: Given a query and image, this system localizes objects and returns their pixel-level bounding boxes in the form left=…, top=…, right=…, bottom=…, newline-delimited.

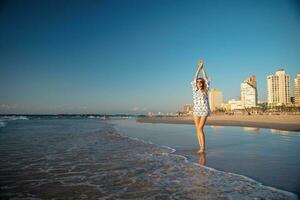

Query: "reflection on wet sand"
left=243, top=127, right=260, bottom=133
left=210, top=125, right=224, bottom=129
left=198, top=152, right=206, bottom=166
left=270, top=129, right=291, bottom=135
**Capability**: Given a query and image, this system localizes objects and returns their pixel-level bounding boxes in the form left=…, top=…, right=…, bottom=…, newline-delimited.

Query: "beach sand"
left=137, top=114, right=300, bottom=132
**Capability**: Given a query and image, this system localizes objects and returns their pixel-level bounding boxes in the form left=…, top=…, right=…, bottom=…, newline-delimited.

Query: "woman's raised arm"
left=201, top=67, right=209, bottom=81
left=194, top=60, right=204, bottom=81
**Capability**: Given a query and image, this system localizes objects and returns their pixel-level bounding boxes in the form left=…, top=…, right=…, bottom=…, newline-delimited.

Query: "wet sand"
left=137, top=115, right=300, bottom=132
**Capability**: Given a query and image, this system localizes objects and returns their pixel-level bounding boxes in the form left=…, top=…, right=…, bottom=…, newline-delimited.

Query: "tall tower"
left=241, top=75, right=257, bottom=108
left=267, top=69, right=290, bottom=106
left=209, top=88, right=223, bottom=112
left=294, top=73, right=300, bottom=106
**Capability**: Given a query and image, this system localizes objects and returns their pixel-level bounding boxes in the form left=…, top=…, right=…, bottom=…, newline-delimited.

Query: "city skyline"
left=1, top=69, right=299, bottom=115
left=1, top=0, right=299, bottom=114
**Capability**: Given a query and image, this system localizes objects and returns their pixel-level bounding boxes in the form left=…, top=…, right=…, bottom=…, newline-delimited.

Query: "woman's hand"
left=194, top=59, right=204, bottom=80
left=197, top=60, right=204, bottom=70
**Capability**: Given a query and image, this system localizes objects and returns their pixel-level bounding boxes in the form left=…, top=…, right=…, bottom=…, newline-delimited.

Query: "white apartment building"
left=267, top=69, right=290, bottom=106
left=240, top=75, right=257, bottom=108
left=228, top=99, right=243, bottom=110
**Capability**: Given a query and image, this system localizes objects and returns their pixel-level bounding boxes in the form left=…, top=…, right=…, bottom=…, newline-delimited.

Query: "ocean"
left=0, top=115, right=299, bottom=199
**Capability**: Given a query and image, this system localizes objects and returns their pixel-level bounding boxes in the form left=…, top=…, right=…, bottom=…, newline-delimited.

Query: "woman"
left=191, top=60, right=210, bottom=153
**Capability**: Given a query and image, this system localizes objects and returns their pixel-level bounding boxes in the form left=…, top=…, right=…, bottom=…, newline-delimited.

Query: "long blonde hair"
left=196, top=78, right=208, bottom=95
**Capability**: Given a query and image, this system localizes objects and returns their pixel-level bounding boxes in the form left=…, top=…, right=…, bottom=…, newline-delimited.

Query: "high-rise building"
left=294, top=73, right=300, bottom=106
left=241, top=75, right=257, bottom=108
left=267, top=69, right=290, bottom=106
left=209, top=88, right=223, bottom=112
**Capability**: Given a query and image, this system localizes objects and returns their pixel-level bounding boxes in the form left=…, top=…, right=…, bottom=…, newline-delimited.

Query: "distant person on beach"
left=191, top=60, right=211, bottom=153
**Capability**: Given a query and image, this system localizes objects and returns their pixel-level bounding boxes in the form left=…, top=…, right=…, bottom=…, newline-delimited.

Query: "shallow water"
left=109, top=118, right=300, bottom=197
left=0, top=116, right=298, bottom=199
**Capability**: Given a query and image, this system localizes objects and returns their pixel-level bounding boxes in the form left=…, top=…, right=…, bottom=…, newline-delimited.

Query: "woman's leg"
left=193, top=115, right=202, bottom=149
left=198, top=116, right=207, bottom=152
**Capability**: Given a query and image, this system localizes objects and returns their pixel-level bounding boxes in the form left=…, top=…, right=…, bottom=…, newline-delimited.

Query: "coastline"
left=136, top=114, right=300, bottom=132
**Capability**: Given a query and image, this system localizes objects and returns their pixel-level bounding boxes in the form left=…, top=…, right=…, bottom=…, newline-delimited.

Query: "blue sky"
left=0, top=0, right=299, bottom=114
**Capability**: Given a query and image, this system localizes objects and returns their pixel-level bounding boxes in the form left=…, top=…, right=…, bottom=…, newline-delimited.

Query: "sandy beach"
left=137, top=114, right=300, bottom=132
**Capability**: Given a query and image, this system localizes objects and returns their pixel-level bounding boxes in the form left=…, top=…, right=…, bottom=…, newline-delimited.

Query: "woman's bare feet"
left=198, top=146, right=205, bottom=153
left=197, top=148, right=204, bottom=153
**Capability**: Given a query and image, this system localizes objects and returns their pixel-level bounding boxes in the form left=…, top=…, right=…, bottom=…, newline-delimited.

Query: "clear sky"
left=0, top=0, right=299, bottom=114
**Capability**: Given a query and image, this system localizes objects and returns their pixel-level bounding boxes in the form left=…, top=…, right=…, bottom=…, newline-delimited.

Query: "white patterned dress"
left=191, top=78, right=211, bottom=117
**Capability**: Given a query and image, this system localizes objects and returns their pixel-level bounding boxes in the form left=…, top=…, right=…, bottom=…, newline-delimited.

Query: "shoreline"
left=136, top=115, right=300, bottom=132
left=114, top=117, right=299, bottom=199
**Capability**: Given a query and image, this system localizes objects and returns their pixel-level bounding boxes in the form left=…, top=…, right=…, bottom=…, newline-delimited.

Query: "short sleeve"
left=191, top=80, right=197, bottom=92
